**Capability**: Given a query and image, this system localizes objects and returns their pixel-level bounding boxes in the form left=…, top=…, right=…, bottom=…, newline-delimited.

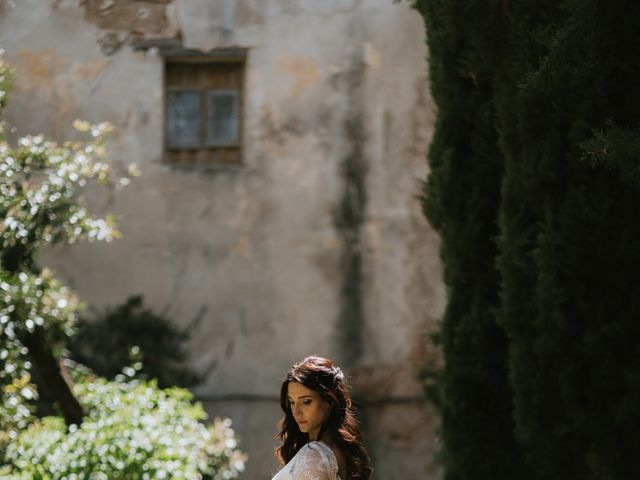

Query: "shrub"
left=68, top=295, right=202, bottom=389
left=1, top=368, right=246, bottom=480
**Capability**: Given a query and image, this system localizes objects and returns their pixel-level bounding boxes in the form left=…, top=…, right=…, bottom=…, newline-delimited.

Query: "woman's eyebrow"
left=287, top=395, right=313, bottom=400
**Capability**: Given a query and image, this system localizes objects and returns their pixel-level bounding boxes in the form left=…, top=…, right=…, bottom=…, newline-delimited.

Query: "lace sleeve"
left=287, top=442, right=339, bottom=480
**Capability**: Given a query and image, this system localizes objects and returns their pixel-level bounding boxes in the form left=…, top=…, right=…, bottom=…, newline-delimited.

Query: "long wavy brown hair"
left=276, top=356, right=372, bottom=480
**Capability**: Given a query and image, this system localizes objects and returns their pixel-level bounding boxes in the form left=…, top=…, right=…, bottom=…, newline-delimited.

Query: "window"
left=164, top=58, right=244, bottom=166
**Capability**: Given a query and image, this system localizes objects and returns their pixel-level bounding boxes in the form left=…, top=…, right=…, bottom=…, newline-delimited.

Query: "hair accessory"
left=331, top=366, right=344, bottom=381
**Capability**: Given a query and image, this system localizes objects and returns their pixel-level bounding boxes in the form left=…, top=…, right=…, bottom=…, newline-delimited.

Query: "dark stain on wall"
left=333, top=52, right=367, bottom=367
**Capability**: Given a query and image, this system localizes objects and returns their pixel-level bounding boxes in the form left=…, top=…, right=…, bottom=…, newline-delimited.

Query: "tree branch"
left=20, top=327, right=84, bottom=426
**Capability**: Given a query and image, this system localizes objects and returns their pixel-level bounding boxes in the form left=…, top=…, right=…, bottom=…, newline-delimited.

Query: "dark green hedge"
left=416, top=1, right=640, bottom=479
left=416, top=1, right=532, bottom=479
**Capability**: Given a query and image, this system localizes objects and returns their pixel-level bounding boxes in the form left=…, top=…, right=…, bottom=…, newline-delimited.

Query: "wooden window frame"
left=163, top=55, right=246, bottom=168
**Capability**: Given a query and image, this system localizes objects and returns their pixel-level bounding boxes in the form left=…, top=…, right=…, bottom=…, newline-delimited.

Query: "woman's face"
left=287, top=381, right=331, bottom=441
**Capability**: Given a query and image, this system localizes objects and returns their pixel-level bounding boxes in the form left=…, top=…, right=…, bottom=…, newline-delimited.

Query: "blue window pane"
left=167, top=91, right=200, bottom=148
left=206, top=91, right=239, bottom=146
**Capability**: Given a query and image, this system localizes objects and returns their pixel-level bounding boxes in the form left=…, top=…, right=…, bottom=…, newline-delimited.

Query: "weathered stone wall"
left=0, top=1, right=444, bottom=478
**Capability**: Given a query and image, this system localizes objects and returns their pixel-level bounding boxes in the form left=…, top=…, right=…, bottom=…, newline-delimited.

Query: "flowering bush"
left=0, top=51, right=131, bottom=435
left=1, top=371, right=246, bottom=480
left=0, top=53, right=246, bottom=479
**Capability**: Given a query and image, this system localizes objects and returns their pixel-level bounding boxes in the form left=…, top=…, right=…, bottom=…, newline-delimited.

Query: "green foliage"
left=0, top=49, right=135, bottom=433
left=414, top=1, right=532, bottom=478
left=0, top=268, right=80, bottom=428
left=0, top=124, right=121, bottom=268
left=417, top=1, right=640, bottom=479
left=0, top=109, right=125, bottom=434
left=68, top=295, right=202, bottom=389
left=579, top=123, right=640, bottom=187
left=495, top=3, right=640, bottom=479
left=1, top=369, right=246, bottom=480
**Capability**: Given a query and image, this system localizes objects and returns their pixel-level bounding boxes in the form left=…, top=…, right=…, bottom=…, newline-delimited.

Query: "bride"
left=272, top=356, right=372, bottom=480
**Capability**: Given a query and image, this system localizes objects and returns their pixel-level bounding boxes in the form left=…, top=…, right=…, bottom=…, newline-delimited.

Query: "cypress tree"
left=418, top=0, right=640, bottom=479
left=496, top=1, right=640, bottom=478
left=415, top=1, right=532, bottom=478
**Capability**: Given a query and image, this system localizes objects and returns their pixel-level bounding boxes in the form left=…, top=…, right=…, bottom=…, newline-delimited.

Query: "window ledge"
left=132, top=38, right=248, bottom=60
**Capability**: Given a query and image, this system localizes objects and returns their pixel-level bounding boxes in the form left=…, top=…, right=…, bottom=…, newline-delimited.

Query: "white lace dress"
left=272, top=441, right=340, bottom=480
